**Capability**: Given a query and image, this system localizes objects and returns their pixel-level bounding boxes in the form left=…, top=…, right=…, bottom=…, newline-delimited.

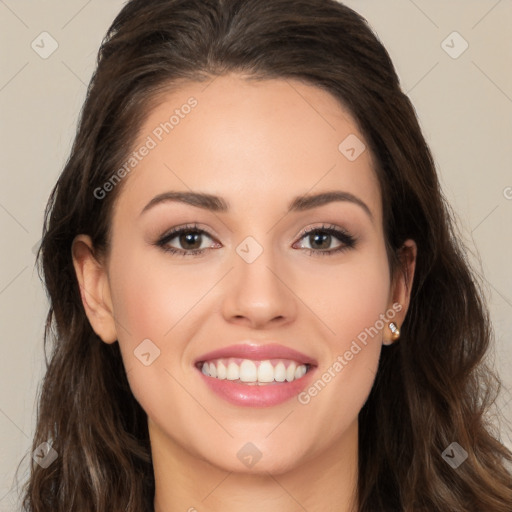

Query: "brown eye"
left=294, top=225, right=357, bottom=256
left=156, top=224, right=219, bottom=257
left=306, top=232, right=335, bottom=250
left=177, top=231, right=204, bottom=250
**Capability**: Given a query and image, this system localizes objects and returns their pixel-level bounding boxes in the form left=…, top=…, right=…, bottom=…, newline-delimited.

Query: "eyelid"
left=158, top=222, right=213, bottom=239
left=295, top=223, right=344, bottom=240
left=155, top=222, right=357, bottom=256
left=293, top=223, right=357, bottom=252
left=155, top=223, right=222, bottom=256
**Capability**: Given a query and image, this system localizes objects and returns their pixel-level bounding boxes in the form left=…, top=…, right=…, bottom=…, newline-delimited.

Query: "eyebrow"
left=289, top=191, right=373, bottom=220
left=140, top=190, right=373, bottom=221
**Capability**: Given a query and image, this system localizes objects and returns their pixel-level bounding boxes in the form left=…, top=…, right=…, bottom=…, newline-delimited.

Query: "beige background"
left=0, top=0, right=511, bottom=508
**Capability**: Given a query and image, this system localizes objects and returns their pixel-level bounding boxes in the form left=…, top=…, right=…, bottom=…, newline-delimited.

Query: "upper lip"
left=195, top=342, right=318, bottom=366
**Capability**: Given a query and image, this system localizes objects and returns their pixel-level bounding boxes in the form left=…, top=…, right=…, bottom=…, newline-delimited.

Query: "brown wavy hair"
left=16, top=0, right=512, bottom=510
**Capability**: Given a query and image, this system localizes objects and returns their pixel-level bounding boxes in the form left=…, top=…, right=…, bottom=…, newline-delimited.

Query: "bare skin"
left=72, top=73, right=416, bottom=512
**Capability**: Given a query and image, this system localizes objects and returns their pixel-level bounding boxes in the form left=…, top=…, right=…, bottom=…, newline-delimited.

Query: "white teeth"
left=239, top=360, right=257, bottom=382
left=200, top=358, right=309, bottom=384
left=286, top=362, right=297, bottom=382
left=295, top=365, right=307, bottom=379
left=257, top=360, right=275, bottom=382
left=274, top=362, right=286, bottom=382
left=216, top=360, right=227, bottom=379
left=226, top=361, right=239, bottom=380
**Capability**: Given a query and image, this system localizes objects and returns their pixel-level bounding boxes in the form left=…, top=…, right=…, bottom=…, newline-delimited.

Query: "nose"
left=220, top=242, right=298, bottom=330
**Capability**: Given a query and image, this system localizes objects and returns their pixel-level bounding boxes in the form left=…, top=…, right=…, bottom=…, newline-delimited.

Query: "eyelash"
left=155, top=223, right=357, bottom=257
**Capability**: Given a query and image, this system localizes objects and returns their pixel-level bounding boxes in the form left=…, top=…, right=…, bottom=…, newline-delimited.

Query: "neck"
left=151, top=419, right=359, bottom=512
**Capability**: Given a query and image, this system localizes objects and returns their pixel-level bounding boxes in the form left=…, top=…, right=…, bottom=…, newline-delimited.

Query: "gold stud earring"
left=388, top=322, right=400, bottom=341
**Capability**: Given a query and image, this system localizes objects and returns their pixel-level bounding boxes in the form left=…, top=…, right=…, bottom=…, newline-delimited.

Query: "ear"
left=71, top=234, right=117, bottom=344
left=383, top=239, right=417, bottom=345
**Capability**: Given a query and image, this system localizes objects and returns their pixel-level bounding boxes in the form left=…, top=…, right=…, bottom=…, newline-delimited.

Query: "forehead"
left=111, top=74, right=381, bottom=224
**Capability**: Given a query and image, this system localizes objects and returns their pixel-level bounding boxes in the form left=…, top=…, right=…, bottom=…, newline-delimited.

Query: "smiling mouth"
left=195, top=357, right=313, bottom=385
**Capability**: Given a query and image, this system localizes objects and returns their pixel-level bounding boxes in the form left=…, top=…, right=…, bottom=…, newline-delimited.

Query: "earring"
left=388, top=322, right=400, bottom=341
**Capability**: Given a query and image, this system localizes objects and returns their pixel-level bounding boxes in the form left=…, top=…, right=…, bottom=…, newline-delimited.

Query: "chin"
left=200, top=439, right=311, bottom=476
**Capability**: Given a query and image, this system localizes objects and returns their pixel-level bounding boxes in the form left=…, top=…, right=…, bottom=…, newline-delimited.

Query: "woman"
left=19, top=0, right=512, bottom=510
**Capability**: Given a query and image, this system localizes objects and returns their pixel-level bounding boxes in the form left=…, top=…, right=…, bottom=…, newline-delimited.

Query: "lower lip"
left=196, top=365, right=316, bottom=407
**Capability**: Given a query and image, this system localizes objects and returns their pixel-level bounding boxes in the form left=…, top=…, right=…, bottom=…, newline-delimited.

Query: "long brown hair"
left=17, top=0, right=512, bottom=510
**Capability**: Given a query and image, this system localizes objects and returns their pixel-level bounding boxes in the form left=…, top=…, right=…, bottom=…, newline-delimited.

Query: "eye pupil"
left=311, top=232, right=331, bottom=250
left=180, top=232, right=201, bottom=250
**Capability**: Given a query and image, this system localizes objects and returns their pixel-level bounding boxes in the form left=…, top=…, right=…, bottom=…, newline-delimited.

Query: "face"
left=73, top=73, right=415, bottom=475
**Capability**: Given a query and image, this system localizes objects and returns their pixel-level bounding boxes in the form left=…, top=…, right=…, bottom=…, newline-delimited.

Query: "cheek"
left=108, top=246, right=211, bottom=341
left=106, top=248, right=204, bottom=420
left=295, top=245, right=391, bottom=427
left=106, top=244, right=215, bottom=398
left=302, top=244, right=391, bottom=346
